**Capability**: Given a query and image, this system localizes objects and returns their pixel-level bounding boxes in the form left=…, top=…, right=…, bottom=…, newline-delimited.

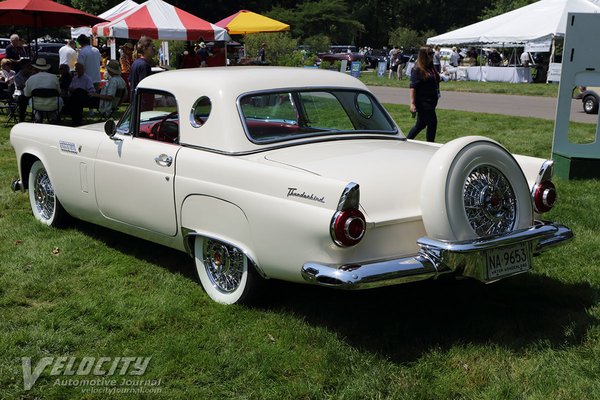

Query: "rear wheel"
left=194, top=237, right=260, bottom=304
left=28, top=160, right=68, bottom=227
left=583, top=95, right=599, bottom=114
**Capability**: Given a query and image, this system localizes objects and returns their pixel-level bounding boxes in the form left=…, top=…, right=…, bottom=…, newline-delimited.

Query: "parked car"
left=581, top=87, right=599, bottom=114
left=10, top=67, right=573, bottom=304
left=0, top=38, right=10, bottom=59
left=34, top=42, right=63, bottom=74
left=317, top=51, right=364, bottom=66
left=363, top=49, right=387, bottom=69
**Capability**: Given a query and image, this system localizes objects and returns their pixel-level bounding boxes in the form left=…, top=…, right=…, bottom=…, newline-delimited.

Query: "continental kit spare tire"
left=420, top=136, right=533, bottom=241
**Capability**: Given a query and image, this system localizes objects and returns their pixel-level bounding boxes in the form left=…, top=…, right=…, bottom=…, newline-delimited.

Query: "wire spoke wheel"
left=463, top=165, right=517, bottom=237
left=28, top=160, right=67, bottom=227
left=203, top=239, right=245, bottom=294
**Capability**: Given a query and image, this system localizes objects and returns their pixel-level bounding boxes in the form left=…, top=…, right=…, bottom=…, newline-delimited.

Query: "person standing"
left=197, top=42, right=210, bottom=67
left=258, top=43, right=266, bottom=63
left=5, top=34, right=28, bottom=73
left=432, top=45, right=442, bottom=74
left=129, top=36, right=155, bottom=103
left=59, top=40, right=78, bottom=71
left=76, top=34, right=102, bottom=90
left=406, top=46, right=441, bottom=143
left=120, top=42, right=134, bottom=74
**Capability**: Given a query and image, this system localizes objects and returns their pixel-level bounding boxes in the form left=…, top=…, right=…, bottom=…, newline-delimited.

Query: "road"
left=368, top=86, right=599, bottom=124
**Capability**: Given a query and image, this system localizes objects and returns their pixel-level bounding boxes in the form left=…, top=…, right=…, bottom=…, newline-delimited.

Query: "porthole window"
left=190, top=96, right=212, bottom=128
left=355, top=93, right=373, bottom=119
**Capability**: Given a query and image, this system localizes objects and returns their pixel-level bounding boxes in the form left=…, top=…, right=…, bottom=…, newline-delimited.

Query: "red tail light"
left=331, top=209, right=366, bottom=247
left=533, top=180, right=556, bottom=213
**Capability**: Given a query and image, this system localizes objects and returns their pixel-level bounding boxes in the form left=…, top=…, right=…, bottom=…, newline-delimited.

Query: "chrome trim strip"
left=302, top=220, right=573, bottom=289
left=535, top=160, right=554, bottom=185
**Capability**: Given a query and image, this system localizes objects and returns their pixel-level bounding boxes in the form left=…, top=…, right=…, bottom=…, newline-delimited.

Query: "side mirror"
left=104, top=119, right=117, bottom=138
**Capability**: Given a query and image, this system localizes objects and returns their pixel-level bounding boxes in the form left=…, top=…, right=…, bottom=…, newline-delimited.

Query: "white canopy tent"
left=427, top=0, right=600, bottom=47
left=71, top=0, right=139, bottom=39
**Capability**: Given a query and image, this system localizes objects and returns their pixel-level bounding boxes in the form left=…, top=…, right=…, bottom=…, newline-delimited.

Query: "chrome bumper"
left=301, top=221, right=573, bottom=289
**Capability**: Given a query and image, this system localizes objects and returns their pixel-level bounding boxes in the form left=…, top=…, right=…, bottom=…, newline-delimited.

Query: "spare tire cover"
left=420, top=136, right=533, bottom=241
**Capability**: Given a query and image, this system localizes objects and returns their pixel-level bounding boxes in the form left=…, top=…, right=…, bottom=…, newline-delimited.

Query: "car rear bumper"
left=301, top=220, right=573, bottom=289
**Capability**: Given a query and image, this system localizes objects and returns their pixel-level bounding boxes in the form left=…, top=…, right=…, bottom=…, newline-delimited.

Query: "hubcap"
left=203, top=240, right=244, bottom=293
left=33, top=168, right=55, bottom=221
left=463, top=165, right=517, bottom=236
left=584, top=99, right=595, bottom=113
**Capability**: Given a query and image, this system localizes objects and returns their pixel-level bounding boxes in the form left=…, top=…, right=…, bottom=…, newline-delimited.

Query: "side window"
left=191, top=96, right=212, bottom=128
left=116, top=104, right=133, bottom=135
left=136, top=90, right=179, bottom=143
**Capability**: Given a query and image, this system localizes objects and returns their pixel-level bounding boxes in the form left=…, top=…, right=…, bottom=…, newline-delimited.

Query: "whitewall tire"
left=421, top=136, right=533, bottom=241
left=28, top=160, right=68, bottom=227
left=194, top=237, right=259, bottom=305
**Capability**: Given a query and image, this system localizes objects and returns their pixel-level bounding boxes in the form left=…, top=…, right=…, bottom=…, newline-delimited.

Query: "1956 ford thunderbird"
left=10, top=67, right=573, bottom=304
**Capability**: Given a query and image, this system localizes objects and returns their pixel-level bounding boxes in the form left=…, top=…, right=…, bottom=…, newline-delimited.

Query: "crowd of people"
left=0, top=33, right=154, bottom=125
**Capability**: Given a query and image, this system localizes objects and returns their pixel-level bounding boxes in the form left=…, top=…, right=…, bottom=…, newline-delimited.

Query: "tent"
left=92, top=0, right=229, bottom=41
left=0, top=0, right=105, bottom=27
left=427, top=0, right=600, bottom=47
left=215, top=10, right=289, bottom=35
left=71, top=0, right=139, bottom=39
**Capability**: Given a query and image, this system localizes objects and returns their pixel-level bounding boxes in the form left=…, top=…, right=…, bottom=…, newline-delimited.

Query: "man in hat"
left=197, top=42, right=209, bottom=67
left=24, top=58, right=62, bottom=122
left=76, top=34, right=102, bottom=90
left=90, top=60, right=126, bottom=118
left=120, top=42, right=134, bottom=74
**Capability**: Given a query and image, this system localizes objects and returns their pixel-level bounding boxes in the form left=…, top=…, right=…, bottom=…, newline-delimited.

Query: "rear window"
left=239, top=89, right=397, bottom=144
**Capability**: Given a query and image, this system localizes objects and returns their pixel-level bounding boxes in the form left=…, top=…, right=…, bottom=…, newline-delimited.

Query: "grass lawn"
left=360, top=71, right=560, bottom=98
left=1, top=108, right=599, bottom=399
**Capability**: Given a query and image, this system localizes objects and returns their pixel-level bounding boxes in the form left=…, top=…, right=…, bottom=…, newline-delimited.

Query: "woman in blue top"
left=407, top=46, right=441, bottom=143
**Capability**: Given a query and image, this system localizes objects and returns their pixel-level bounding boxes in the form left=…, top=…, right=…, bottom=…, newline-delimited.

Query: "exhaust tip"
left=11, top=179, right=23, bottom=192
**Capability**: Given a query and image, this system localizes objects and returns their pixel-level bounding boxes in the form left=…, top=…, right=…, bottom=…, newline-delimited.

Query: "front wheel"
left=194, top=237, right=260, bottom=304
left=28, top=160, right=68, bottom=227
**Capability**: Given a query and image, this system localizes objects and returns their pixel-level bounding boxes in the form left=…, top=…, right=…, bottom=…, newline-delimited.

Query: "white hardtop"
left=136, top=67, right=388, bottom=153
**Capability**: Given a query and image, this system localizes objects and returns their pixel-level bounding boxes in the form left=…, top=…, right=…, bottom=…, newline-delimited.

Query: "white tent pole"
left=547, top=35, right=556, bottom=83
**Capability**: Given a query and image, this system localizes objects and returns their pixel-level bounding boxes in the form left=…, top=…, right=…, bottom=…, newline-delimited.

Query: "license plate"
left=486, top=242, right=531, bottom=280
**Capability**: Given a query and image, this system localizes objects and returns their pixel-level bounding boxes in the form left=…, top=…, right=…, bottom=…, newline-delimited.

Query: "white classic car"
left=10, top=67, right=572, bottom=304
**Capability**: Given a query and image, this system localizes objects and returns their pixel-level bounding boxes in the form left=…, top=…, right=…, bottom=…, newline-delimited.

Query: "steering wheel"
left=151, top=111, right=179, bottom=143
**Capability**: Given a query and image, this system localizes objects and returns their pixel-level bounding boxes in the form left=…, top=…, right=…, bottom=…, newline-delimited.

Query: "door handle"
left=154, top=154, right=173, bottom=167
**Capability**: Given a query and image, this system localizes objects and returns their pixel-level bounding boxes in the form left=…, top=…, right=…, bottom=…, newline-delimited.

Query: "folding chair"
left=1, top=95, right=19, bottom=126
left=31, top=88, right=61, bottom=123
left=97, top=86, right=127, bottom=121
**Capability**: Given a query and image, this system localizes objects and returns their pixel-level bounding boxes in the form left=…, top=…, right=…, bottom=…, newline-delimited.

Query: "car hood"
left=262, top=138, right=440, bottom=222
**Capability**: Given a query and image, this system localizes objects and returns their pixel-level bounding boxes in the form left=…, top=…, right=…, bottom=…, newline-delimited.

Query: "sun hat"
left=106, top=60, right=121, bottom=76
left=123, top=42, right=134, bottom=50
left=33, top=58, right=51, bottom=71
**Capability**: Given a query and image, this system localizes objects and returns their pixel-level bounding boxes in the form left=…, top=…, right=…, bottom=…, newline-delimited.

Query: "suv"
left=581, top=87, right=599, bottom=114
left=35, top=42, right=63, bottom=74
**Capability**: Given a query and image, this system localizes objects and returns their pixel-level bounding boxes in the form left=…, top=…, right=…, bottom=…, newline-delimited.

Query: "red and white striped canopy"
left=92, top=0, right=229, bottom=41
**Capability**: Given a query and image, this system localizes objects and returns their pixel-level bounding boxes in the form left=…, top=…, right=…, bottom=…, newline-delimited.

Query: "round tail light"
left=533, top=180, right=556, bottom=213
left=331, top=209, right=366, bottom=247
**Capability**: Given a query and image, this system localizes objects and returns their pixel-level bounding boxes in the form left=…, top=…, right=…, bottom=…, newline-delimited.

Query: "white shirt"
left=77, top=45, right=102, bottom=84
left=59, top=44, right=78, bottom=71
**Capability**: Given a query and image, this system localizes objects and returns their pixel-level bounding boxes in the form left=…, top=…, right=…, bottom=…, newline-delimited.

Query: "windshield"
left=239, top=89, right=397, bottom=143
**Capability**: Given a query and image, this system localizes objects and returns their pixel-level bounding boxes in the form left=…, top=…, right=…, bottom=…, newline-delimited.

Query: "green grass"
left=360, top=72, right=560, bottom=97
left=1, top=107, right=600, bottom=399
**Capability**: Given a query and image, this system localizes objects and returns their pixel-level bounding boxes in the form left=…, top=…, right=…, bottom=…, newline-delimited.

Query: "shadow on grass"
left=260, top=275, right=598, bottom=363
left=70, top=219, right=597, bottom=364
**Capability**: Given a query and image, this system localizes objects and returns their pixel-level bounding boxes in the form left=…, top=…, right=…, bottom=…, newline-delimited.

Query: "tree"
left=268, top=0, right=365, bottom=44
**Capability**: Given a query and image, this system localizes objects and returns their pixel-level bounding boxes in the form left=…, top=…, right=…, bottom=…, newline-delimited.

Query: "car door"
left=95, top=90, right=180, bottom=236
